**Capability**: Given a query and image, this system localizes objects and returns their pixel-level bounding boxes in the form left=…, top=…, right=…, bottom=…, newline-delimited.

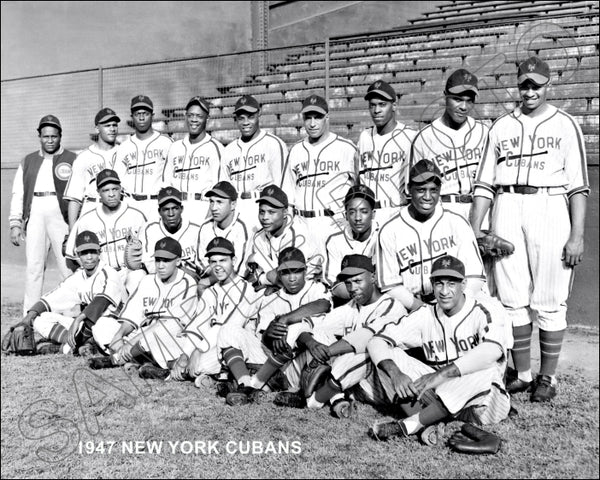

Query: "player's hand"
left=272, top=338, right=292, bottom=356
left=67, top=315, right=84, bottom=350
left=414, top=371, right=446, bottom=401
left=265, top=318, right=288, bottom=340
left=10, top=226, right=25, bottom=247
left=170, top=353, right=189, bottom=381
left=119, top=341, right=134, bottom=362
left=61, top=233, right=69, bottom=257
left=187, top=348, right=204, bottom=377
left=390, top=371, right=419, bottom=400
left=562, top=235, right=584, bottom=267
left=307, top=339, right=330, bottom=364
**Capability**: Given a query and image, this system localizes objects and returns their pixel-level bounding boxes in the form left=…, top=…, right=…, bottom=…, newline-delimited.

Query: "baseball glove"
left=476, top=231, right=515, bottom=258
left=2, top=323, right=37, bottom=356
left=447, top=423, right=502, bottom=454
left=300, top=359, right=331, bottom=398
left=124, top=236, right=143, bottom=270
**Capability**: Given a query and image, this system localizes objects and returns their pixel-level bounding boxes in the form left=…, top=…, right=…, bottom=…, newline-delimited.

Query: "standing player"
left=410, top=69, right=488, bottom=221
left=221, top=95, right=288, bottom=228
left=163, top=96, right=224, bottom=223
left=65, top=169, right=147, bottom=293
left=358, top=80, right=416, bottom=219
left=113, top=95, right=172, bottom=220
left=377, top=159, right=485, bottom=311
left=64, top=108, right=120, bottom=230
left=283, top=94, right=358, bottom=241
left=9, top=115, right=76, bottom=314
left=470, top=57, right=589, bottom=402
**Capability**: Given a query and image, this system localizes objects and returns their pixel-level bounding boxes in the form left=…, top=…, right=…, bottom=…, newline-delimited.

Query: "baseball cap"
left=445, top=69, right=479, bottom=96
left=517, top=56, right=551, bottom=86
left=234, top=95, right=260, bottom=114
left=339, top=254, right=375, bottom=279
left=205, top=237, right=235, bottom=257
left=186, top=96, right=210, bottom=114
left=130, top=94, right=154, bottom=112
left=153, top=237, right=182, bottom=259
left=430, top=255, right=465, bottom=280
left=277, top=247, right=306, bottom=272
left=38, top=115, right=62, bottom=133
left=257, top=184, right=288, bottom=208
left=344, top=185, right=376, bottom=209
left=158, top=186, right=183, bottom=207
left=75, top=230, right=101, bottom=253
left=205, top=181, right=238, bottom=201
left=364, top=80, right=397, bottom=101
left=96, top=168, right=121, bottom=188
left=95, top=107, right=120, bottom=125
left=301, top=94, right=329, bottom=115
left=409, top=159, right=442, bottom=184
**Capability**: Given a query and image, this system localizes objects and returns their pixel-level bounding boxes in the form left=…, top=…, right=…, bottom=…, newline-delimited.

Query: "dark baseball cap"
left=96, top=168, right=121, bottom=188
left=205, top=237, right=235, bottom=257
left=186, top=95, right=210, bottom=114
left=517, top=56, right=550, bottom=86
left=257, top=184, right=288, bottom=208
left=430, top=255, right=465, bottom=280
left=205, top=181, right=238, bottom=201
left=234, top=95, right=260, bottom=114
left=131, top=94, right=154, bottom=112
left=277, top=247, right=306, bottom=272
left=445, top=69, right=479, bottom=96
left=153, top=237, right=182, bottom=259
left=301, top=94, right=329, bottom=115
left=38, top=115, right=62, bottom=132
left=364, top=80, right=397, bottom=101
left=158, top=186, right=183, bottom=207
left=344, top=185, right=376, bottom=209
left=339, top=254, right=375, bottom=279
left=75, top=230, right=101, bottom=253
left=95, top=107, right=120, bottom=125
left=409, top=159, right=442, bottom=184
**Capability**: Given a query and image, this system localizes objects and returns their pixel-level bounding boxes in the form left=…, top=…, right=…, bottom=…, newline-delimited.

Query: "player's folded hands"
left=307, top=340, right=330, bottom=364
left=390, top=371, right=419, bottom=400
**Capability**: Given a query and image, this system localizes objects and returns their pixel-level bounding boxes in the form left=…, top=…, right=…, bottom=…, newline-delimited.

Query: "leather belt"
left=33, top=192, right=56, bottom=197
left=181, top=193, right=204, bottom=201
left=498, top=185, right=545, bottom=195
left=84, top=197, right=98, bottom=203
left=440, top=194, right=473, bottom=203
left=295, top=208, right=334, bottom=218
left=240, top=191, right=261, bottom=200
left=132, top=194, right=158, bottom=200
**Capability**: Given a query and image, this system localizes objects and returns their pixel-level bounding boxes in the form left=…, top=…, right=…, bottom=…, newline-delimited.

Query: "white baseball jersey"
left=358, top=123, right=416, bottom=207
left=323, top=220, right=380, bottom=286
left=163, top=134, right=224, bottom=197
left=138, top=217, right=201, bottom=274
left=63, top=144, right=118, bottom=204
left=284, top=132, right=357, bottom=212
left=377, top=205, right=484, bottom=297
left=66, top=203, right=147, bottom=271
left=113, top=132, right=172, bottom=195
left=196, top=212, right=254, bottom=274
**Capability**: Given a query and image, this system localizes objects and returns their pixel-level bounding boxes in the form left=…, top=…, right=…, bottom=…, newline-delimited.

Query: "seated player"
left=366, top=255, right=511, bottom=444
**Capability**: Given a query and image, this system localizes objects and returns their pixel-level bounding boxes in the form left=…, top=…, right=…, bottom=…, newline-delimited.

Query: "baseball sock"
left=314, top=377, right=342, bottom=404
left=417, top=396, right=450, bottom=427
left=306, top=393, right=324, bottom=409
left=539, top=328, right=565, bottom=382
left=254, top=351, right=293, bottom=388
left=222, top=347, right=250, bottom=384
left=512, top=324, right=533, bottom=382
left=47, top=324, right=68, bottom=345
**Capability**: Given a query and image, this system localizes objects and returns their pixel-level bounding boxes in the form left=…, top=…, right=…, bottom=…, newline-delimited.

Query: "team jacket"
left=63, top=144, right=118, bottom=203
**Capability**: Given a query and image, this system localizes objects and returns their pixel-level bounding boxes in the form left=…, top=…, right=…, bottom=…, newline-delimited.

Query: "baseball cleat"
left=505, top=377, right=533, bottom=394
left=331, top=398, right=355, bottom=419
left=36, top=342, right=61, bottom=355
left=88, top=356, right=116, bottom=370
left=368, top=419, right=408, bottom=441
left=531, top=375, right=556, bottom=402
left=194, top=375, right=214, bottom=389
left=216, top=381, right=235, bottom=398
left=226, top=386, right=265, bottom=406
left=78, top=342, right=99, bottom=358
left=419, top=423, right=445, bottom=446
left=123, top=362, right=141, bottom=374
left=273, top=391, right=306, bottom=408
left=138, top=363, right=170, bottom=380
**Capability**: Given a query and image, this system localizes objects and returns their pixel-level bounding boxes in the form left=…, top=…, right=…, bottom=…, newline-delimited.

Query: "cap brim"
left=205, top=189, right=232, bottom=199
left=517, top=73, right=549, bottom=86
left=277, top=260, right=306, bottom=272
left=410, top=172, right=442, bottom=183
left=39, top=122, right=61, bottom=131
left=76, top=243, right=100, bottom=253
left=97, top=114, right=121, bottom=125
left=205, top=247, right=234, bottom=257
left=339, top=266, right=371, bottom=278
left=97, top=179, right=121, bottom=188
left=186, top=101, right=210, bottom=113
left=364, top=90, right=395, bottom=101
left=158, top=196, right=182, bottom=206
left=256, top=196, right=286, bottom=208
left=430, top=269, right=464, bottom=280
left=234, top=106, right=259, bottom=114
left=447, top=85, right=479, bottom=95
left=131, top=103, right=153, bottom=111
left=301, top=106, right=328, bottom=115
left=153, top=250, right=178, bottom=259
left=345, top=193, right=376, bottom=207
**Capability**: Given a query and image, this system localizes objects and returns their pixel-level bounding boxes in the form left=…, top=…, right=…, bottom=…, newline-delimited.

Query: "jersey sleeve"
left=65, top=217, right=83, bottom=261
left=455, top=216, right=485, bottom=281
left=63, top=152, right=87, bottom=203
left=473, top=124, right=498, bottom=200
left=475, top=293, right=513, bottom=356
left=41, top=273, right=81, bottom=313
left=9, top=164, right=24, bottom=228
left=372, top=305, right=427, bottom=350
left=91, top=267, right=124, bottom=309
left=118, top=279, right=148, bottom=330
left=139, top=222, right=155, bottom=273
left=376, top=223, right=402, bottom=291
left=162, top=143, right=177, bottom=187
left=562, top=114, right=590, bottom=197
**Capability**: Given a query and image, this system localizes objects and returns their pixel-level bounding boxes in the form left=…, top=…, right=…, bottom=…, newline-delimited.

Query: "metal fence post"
left=325, top=38, right=330, bottom=101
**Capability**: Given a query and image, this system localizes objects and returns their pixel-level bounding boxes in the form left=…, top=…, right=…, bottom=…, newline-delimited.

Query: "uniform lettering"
left=528, top=135, right=561, bottom=150
left=423, top=236, right=455, bottom=254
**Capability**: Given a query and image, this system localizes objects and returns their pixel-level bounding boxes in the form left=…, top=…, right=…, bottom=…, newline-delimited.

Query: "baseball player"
left=63, top=108, right=121, bottom=230
left=273, top=254, right=406, bottom=418
left=65, top=169, right=147, bottom=293
left=282, top=94, right=358, bottom=243
left=470, top=56, right=590, bottom=402
left=163, top=96, right=224, bottom=223
left=377, top=159, right=485, bottom=311
left=366, top=256, right=511, bottom=443
left=323, top=185, right=381, bottom=300
left=19, top=230, right=125, bottom=357
left=113, top=95, right=172, bottom=220
left=9, top=114, right=76, bottom=314
left=410, top=69, right=489, bottom=222
left=221, top=95, right=288, bottom=229
left=358, top=80, right=416, bottom=219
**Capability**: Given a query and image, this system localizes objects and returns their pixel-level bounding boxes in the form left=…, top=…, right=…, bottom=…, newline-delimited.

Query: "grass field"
left=1, top=301, right=599, bottom=479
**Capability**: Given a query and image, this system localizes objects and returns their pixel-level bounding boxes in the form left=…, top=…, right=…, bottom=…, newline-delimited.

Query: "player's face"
left=96, top=121, right=119, bottom=145
left=155, top=257, right=179, bottom=281
left=258, top=203, right=286, bottom=233
left=445, top=93, right=475, bottom=125
left=346, top=197, right=374, bottom=235
left=234, top=112, right=260, bottom=140
left=78, top=248, right=101, bottom=272
left=186, top=105, right=208, bottom=137
left=98, top=182, right=122, bottom=209
left=208, top=254, right=235, bottom=282
left=519, top=80, right=549, bottom=113
left=39, top=126, right=61, bottom=155
left=279, top=268, right=306, bottom=295
left=209, top=197, right=234, bottom=224
left=158, top=201, right=183, bottom=230
left=409, top=180, right=440, bottom=216
left=131, top=108, right=153, bottom=134
left=344, top=271, right=376, bottom=306
left=432, top=276, right=466, bottom=314
left=368, top=97, right=396, bottom=128
left=303, top=112, right=328, bottom=140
